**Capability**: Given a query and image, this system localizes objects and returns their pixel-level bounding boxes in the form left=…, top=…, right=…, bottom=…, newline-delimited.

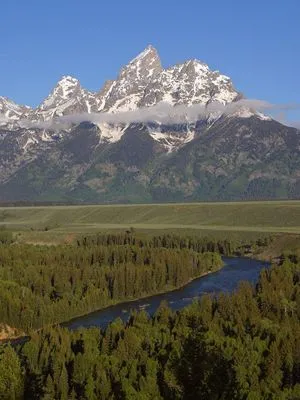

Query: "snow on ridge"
left=0, top=45, right=274, bottom=149
left=0, top=46, right=241, bottom=125
left=39, top=75, right=81, bottom=110
left=129, top=45, right=157, bottom=64
left=57, top=76, right=80, bottom=100
left=257, top=112, right=272, bottom=121
left=97, top=122, right=127, bottom=143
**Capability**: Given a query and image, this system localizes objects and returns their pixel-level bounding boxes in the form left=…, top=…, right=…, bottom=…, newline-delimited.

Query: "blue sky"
left=1, top=0, right=300, bottom=125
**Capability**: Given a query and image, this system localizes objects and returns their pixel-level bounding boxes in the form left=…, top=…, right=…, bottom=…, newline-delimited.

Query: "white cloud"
left=9, top=99, right=300, bottom=131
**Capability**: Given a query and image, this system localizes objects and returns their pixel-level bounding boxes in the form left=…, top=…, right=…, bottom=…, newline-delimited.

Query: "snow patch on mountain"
left=139, top=59, right=239, bottom=109
left=32, top=75, right=99, bottom=122
left=0, top=97, right=31, bottom=124
left=149, top=124, right=195, bottom=152
left=0, top=45, right=274, bottom=152
left=97, top=122, right=128, bottom=143
left=100, top=45, right=162, bottom=113
left=23, top=136, right=38, bottom=151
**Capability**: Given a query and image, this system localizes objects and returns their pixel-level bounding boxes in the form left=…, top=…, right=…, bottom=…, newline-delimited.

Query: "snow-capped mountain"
left=139, top=58, right=239, bottom=108
left=1, top=46, right=299, bottom=203
left=1, top=45, right=241, bottom=130
left=0, top=45, right=245, bottom=152
left=31, top=75, right=101, bottom=122
left=0, top=97, right=32, bottom=127
left=99, top=45, right=163, bottom=112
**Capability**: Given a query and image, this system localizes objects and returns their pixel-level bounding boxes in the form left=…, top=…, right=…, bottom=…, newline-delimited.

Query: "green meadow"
left=0, top=200, right=300, bottom=245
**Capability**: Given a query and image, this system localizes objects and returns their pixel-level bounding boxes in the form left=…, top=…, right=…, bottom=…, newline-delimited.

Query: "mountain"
left=99, top=45, right=163, bottom=112
left=0, top=97, right=32, bottom=129
left=0, top=46, right=299, bottom=203
left=31, top=76, right=101, bottom=121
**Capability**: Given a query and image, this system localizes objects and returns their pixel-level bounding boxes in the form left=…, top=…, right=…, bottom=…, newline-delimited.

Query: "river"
left=64, top=256, right=270, bottom=331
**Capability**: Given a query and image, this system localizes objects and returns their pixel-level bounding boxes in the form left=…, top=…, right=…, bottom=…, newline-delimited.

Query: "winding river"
left=64, top=257, right=270, bottom=331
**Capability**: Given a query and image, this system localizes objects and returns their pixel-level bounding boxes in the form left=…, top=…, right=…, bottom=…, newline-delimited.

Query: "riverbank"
left=1, top=256, right=271, bottom=342
left=0, top=260, right=224, bottom=343
left=62, top=266, right=221, bottom=330
left=65, top=256, right=270, bottom=331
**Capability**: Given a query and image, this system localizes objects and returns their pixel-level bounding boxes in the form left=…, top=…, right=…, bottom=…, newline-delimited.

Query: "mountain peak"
left=61, top=74, right=78, bottom=80
left=100, top=46, right=163, bottom=112
left=38, top=75, right=82, bottom=111
left=129, top=45, right=160, bottom=64
left=123, top=45, right=162, bottom=76
left=56, top=75, right=81, bottom=92
left=0, top=96, right=32, bottom=124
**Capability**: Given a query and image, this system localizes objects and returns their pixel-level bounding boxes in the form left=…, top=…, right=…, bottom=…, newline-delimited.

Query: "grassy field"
left=0, top=201, right=300, bottom=244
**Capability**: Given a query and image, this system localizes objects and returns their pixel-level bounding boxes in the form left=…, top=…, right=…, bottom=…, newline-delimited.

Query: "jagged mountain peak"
left=0, top=96, right=31, bottom=110
left=0, top=47, right=265, bottom=132
left=120, top=45, right=162, bottom=79
left=58, top=75, right=79, bottom=83
left=182, top=58, right=209, bottom=69
left=30, top=74, right=101, bottom=121
left=0, top=48, right=299, bottom=203
left=138, top=56, right=239, bottom=108
left=100, top=46, right=162, bottom=112
left=38, top=75, right=82, bottom=110
left=128, top=45, right=161, bottom=66
left=56, top=75, right=81, bottom=92
left=0, top=96, right=32, bottom=125
left=100, top=47, right=239, bottom=113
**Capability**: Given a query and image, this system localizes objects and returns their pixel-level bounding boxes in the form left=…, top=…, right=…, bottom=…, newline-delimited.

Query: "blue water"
left=65, top=257, right=270, bottom=331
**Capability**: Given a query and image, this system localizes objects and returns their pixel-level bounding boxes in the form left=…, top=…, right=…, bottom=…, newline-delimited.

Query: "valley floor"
left=1, top=201, right=300, bottom=256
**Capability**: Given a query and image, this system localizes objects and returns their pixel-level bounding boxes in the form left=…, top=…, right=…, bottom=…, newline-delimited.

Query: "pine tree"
left=0, top=345, right=24, bottom=400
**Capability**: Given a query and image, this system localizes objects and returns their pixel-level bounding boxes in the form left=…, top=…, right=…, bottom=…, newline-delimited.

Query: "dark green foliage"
left=0, top=233, right=223, bottom=331
left=77, top=232, right=237, bottom=255
left=1, top=257, right=300, bottom=399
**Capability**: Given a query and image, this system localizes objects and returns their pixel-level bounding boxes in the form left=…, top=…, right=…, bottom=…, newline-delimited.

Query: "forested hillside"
left=0, top=256, right=299, bottom=399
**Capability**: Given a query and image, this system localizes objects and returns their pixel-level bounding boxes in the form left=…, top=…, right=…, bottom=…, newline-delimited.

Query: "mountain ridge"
left=0, top=45, right=242, bottom=127
left=0, top=46, right=299, bottom=203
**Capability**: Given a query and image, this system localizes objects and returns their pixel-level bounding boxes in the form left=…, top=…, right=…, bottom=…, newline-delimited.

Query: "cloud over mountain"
left=18, top=98, right=296, bottom=131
